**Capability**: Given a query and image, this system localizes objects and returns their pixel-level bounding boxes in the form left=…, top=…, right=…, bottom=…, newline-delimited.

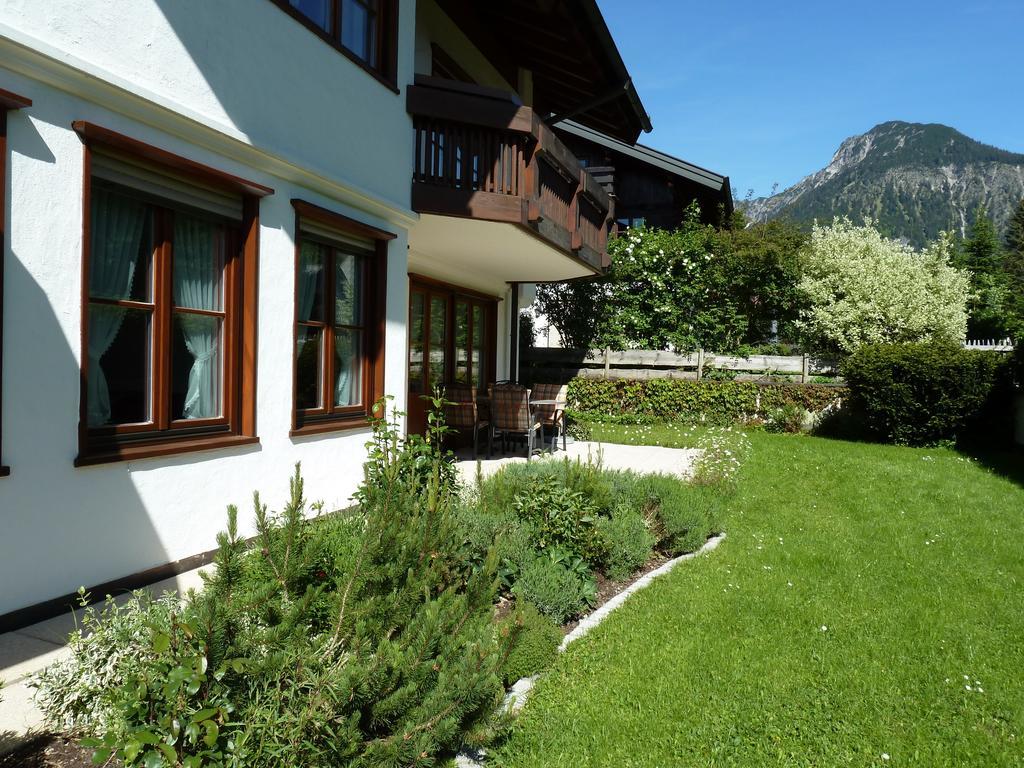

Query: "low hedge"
left=841, top=342, right=1014, bottom=446
left=566, top=377, right=846, bottom=424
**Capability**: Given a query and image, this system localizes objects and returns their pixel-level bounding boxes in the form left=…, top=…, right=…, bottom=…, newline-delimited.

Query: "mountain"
left=743, top=121, right=1024, bottom=247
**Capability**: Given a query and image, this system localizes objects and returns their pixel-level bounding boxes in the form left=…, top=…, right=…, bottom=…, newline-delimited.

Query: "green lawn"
left=491, top=431, right=1024, bottom=767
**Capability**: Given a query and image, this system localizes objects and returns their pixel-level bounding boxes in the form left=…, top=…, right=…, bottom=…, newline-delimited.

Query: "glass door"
left=407, top=282, right=448, bottom=435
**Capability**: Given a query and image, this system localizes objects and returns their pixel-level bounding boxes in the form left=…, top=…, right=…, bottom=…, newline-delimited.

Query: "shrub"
left=765, top=403, right=809, bottom=434
left=842, top=342, right=1013, bottom=445
left=508, top=475, right=609, bottom=568
left=498, top=603, right=563, bottom=687
left=797, top=217, right=970, bottom=353
left=598, top=507, right=656, bottom=581
left=511, top=551, right=596, bottom=624
left=629, top=474, right=724, bottom=556
left=656, top=483, right=723, bottom=556
left=32, top=589, right=184, bottom=738
left=567, top=377, right=845, bottom=425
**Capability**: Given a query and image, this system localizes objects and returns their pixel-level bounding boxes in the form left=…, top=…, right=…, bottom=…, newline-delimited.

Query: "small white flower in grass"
left=820, top=625, right=828, bottom=632
left=966, top=685, right=972, bottom=691
left=881, top=754, right=890, bottom=761
left=787, top=581, right=793, bottom=587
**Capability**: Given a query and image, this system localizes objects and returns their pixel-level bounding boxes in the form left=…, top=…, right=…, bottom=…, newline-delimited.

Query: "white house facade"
left=0, top=0, right=649, bottom=625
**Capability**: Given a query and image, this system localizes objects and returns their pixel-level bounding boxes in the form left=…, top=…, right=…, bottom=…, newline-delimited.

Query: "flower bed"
left=28, top=405, right=750, bottom=767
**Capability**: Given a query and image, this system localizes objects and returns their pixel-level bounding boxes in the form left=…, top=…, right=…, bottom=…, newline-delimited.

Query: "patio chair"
left=489, top=384, right=543, bottom=459
left=443, top=384, right=491, bottom=459
left=531, top=382, right=568, bottom=452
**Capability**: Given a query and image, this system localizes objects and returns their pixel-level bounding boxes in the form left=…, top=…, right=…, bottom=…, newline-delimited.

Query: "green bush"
left=511, top=551, right=596, bottom=624
left=566, top=377, right=845, bottom=425
left=765, top=403, right=809, bottom=434
left=636, top=474, right=723, bottom=556
left=842, top=342, right=1013, bottom=445
left=508, top=475, right=610, bottom=568
left=598, top=506, right=656, bottom=581
left=32, top=589, right=185, bottom=738
left=498, top=603, right=563, bottom=687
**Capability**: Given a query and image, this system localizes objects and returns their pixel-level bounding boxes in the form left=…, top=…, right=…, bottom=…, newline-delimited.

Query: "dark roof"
left=435, top=0, right=651, bottom=143
left=555, top=120, right=730, bottom=195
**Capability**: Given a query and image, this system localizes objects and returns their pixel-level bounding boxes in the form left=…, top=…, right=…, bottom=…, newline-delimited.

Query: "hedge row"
left=565, top=377, right=846, bottom=424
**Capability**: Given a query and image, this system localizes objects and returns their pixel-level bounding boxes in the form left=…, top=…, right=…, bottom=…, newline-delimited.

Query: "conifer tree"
left=960, top=205, right=1009, bottom=339
left=1002, top=198, right=1024, bottom=339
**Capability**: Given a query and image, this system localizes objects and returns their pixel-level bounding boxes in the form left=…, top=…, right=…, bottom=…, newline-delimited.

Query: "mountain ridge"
left=743, top=121, right=1024, bottom=246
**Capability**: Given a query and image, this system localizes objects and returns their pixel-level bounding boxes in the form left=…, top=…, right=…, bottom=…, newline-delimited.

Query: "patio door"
left=407, top=277, right=497, bottom=435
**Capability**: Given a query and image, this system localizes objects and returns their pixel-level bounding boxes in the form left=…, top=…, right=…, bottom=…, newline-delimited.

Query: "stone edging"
left=456, top=532, right=727, bottom=767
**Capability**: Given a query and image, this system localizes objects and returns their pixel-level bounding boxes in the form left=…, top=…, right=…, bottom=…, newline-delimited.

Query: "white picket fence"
left=964, top=338, right=1014, bottom=352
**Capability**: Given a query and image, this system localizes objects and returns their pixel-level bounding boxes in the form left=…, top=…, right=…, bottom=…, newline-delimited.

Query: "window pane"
left=428, top=296, right=447, bottom=390
left=88, top=305, right=151, bottom=426
left=472, top=304, right=485, bottom=387
left=334, top=329, right=362, bottom=407
left=341, top=0, right=375, bottom=65
left=289, top=0, right=332, bottom=33
left=409, top=292, right=424, bottom=395
left=173, top=313, right=222, bottom=420
left=297, top=241, right=326, bottom=323
left=334, top=250, right=362, bottom=326
left=454, top=301, right=469, bottom=384
left=89, top=187, right=153, bottom=302
left=173, top=215, right=224, bottom=312
left=296, top=326, right=323, bottom=409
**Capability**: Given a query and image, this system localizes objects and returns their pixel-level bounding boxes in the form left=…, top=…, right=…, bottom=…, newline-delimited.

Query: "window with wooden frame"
left=74, top=122, right=271, bottom=466
left=0, top=88, right=33, bottom=477
left=272, top=0, right=398, bottom=88
left=292, top=200, right=391, bottom=435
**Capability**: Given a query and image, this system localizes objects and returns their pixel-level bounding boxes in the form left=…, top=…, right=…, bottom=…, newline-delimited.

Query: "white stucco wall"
left=0, top=0, right=417, bottom=615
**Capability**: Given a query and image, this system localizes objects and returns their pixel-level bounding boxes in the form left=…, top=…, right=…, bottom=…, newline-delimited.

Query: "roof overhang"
left=555, top=119, right=730, bottom=194
left=434, top=0, right=651, bottom=143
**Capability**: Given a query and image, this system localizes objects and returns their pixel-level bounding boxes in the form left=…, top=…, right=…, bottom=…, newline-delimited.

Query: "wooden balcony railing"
left=408, top=76, right=613, bottom=271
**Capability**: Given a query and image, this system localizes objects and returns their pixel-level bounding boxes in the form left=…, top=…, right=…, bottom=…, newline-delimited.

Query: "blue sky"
left=598, top=0, right=1024, bottom=199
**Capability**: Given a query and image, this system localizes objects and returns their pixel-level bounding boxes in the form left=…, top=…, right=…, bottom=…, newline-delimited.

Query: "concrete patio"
left=454, top=438, right=700, bottom=483
left=1, top=439, right=699, bottom=752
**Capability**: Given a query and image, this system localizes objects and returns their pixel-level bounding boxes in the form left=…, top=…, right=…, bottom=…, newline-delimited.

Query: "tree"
left=958, top=205, right=1009, bottom=338
left=534, top=205, right=808, bottom=353
left=796, top=218, right=970, bottom=353
left=1004, top=198, right=1024, bottom=340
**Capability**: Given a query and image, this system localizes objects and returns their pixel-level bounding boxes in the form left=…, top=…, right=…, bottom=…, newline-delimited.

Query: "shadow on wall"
left=0, top=103, right=168, bottom=631
left=150, top=0, right=410, bottom=206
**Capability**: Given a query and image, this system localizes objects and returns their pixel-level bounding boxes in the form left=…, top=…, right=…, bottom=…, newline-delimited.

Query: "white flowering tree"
left=797, top=218, right=970, bottom=353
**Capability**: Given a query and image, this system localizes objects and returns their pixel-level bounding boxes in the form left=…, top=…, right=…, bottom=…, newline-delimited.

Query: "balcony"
left=407, top=77, right=613, bottom=273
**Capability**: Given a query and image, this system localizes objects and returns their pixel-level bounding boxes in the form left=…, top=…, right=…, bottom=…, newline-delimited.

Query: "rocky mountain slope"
left=744, top=121, right=1024, bottom=247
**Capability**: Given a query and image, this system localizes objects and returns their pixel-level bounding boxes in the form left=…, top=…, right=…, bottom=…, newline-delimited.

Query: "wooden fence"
left=521, top=347, right=840, bottom=383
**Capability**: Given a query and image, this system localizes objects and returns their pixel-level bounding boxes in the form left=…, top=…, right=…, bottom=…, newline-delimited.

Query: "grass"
left=491, top=430, right=1024, bottom=767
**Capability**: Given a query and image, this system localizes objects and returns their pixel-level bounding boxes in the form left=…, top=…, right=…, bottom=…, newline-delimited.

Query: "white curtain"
left=87, top=188, right=146, bottom=427
left=334, top=252, right=359, bottom=406
left=173, top=216, right=220, bottom=420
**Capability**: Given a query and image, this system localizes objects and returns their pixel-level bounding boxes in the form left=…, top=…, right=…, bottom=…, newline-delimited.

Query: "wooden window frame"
left=0, top=88, right=33, bottom=477
left=291, top=199, right=391, bottom=437
left=268, top=0, right=399, bottom=92
left=74, top=122, right=272, bottom=467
